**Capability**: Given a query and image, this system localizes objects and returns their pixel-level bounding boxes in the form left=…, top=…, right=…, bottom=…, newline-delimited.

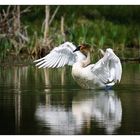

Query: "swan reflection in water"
left=35, top=90, right=122, bottom=134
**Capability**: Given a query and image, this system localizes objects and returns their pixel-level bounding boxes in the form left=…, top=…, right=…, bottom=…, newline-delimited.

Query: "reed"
left=1, top=5, right=140, bottom=60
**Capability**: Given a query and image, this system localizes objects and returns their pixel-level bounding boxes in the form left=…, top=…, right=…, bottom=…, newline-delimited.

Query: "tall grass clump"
left=0, top=38, right=12, bottom=60
left=1, top=5, right=140, bottom=61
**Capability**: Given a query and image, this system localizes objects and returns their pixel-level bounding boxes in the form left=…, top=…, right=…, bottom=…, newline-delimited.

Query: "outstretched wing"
left=91, top=48, right=122, bottom=85
left=34, top=42, right=86, bottom=68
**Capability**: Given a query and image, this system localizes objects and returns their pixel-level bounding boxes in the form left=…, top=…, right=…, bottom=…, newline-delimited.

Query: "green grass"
left=1, top=6, right=140, bottom=60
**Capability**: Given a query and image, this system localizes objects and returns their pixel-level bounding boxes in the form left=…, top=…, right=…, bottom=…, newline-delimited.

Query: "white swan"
left=34, top=42, right=122, bottom=89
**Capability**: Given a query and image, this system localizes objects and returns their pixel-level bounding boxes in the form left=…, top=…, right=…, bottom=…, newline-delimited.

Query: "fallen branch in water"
left=120, top=57, right=140, bottom=62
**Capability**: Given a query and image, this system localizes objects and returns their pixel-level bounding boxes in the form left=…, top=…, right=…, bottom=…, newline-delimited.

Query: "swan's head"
left=73, top=44, right=91, bottom=53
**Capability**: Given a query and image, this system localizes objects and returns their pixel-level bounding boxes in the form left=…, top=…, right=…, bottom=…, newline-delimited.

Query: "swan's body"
left=34, top=42, right=122, bottom=89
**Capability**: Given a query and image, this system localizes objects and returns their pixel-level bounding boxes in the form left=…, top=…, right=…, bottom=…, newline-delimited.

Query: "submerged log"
left=120, top=57, right=140, bottom=62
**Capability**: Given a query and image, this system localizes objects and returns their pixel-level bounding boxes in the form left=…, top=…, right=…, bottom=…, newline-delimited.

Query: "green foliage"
left=0, top=38, right=12, bottom=59
left=1, top=5, right=140, bottom=59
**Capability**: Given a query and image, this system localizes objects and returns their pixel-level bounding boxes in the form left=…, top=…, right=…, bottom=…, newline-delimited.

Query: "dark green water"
left=0, top=63, right=140, bottom=135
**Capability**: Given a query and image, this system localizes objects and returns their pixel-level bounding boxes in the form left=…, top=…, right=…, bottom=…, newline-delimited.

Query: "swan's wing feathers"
left=113, top=57, right=122, bottom=82
left=34, top=42, right=77, bottom=68
left=106, top=50, right=122, bottom=83
left=91, top=48, right=122, bottom=84
left=91, top=59, right=110, bottom=84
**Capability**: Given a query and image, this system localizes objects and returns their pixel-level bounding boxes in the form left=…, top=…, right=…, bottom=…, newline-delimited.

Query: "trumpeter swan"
left=34, top=42, right=122, bottom=89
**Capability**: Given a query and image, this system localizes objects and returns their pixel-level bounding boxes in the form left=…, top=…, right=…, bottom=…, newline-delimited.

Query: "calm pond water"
left=0, top=62, right=140, bottom=135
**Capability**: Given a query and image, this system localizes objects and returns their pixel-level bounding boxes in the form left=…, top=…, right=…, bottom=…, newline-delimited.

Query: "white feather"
left=91, top=48, right=122, bottom=86
left=34, top=41, right=86, bottom=68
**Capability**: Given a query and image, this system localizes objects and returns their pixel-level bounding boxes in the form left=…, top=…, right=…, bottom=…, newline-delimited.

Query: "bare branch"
left=2, top=9, right=7, bottom=19
left=44, top=5, right=50, bottom=41
left=61, top=16, right=66, bottom=42
left=49, top=5, right=60, bottom=26
left=6, top=5, right=11, bottom=14
left=18, top=32, right=29, bottom=42
left=20, top=6, right=31, bottom=14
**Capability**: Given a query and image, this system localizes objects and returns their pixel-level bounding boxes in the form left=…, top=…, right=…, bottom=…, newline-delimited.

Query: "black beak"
left=73, top=46, right=81, bottom=52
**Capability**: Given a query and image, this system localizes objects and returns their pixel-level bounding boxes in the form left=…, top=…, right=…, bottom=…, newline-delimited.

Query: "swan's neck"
left=82, top=51, right=91, bottom=67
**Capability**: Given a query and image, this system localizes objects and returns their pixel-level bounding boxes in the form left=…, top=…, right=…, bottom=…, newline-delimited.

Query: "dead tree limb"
left=61, top=16, right=66, bottom=42
left=49, top=5, right=60, bottom=26
left=44, top=5, right=50, bottom=41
